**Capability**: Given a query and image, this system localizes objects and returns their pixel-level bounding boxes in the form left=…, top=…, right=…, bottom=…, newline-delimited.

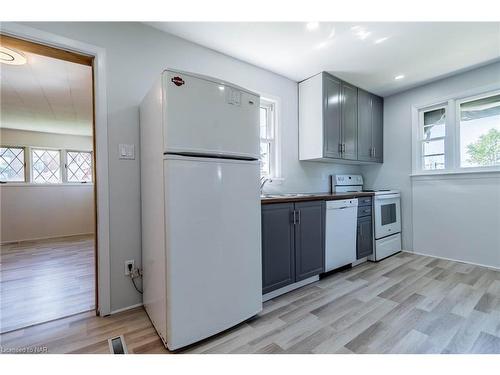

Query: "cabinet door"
left=357, top=216, right=373, bottom=259
left=341, top=82, right=358, bottom=160
left=323, top=74, right=342, bottom=158
left=357, top=89, right=373, bottom=162
left=294, top=201, right=325, bottom=281
left=261, top=203, right=295, bottom=294
left=372, top=94, right=384, bottom=163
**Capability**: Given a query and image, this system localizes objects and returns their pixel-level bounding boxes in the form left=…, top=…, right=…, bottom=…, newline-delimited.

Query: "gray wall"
left=362, top=61, right=500, bottom=255
left=19, top=22, right=359, bottom=312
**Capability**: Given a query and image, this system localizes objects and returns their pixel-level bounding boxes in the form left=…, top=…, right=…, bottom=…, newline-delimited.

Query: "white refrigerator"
left=140, top=69, right=262, bottom=351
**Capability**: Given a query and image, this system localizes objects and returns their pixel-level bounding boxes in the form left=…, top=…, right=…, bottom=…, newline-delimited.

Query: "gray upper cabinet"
left=323, top=74, right=342, bottom=158
left=358, top=89, right=384, bottom=163
left=371, top=94, right=384, bottom=163
left=299, top=72, right=383, bottom=164
left=357, top=89, right=373, bottom=162
left=341, top=82, right=358, bottom=160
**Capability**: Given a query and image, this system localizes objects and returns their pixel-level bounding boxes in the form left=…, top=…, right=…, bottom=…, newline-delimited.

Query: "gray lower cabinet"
left=261, top=201, right=325, bottom=294
left=357, top=216, right=373, bottom=259
left=261, top=203, right=295, bottom=294
left=356, top=197, right=373, bottom=259
left=294, top=201, right=325, bottom=281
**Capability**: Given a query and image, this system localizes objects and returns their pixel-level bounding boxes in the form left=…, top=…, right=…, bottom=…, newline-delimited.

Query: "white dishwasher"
left=325, top=199, right=358, bottom=272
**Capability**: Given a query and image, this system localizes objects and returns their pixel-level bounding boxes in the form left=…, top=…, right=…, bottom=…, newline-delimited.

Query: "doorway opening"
left=0, top=35, right=97, bottom=333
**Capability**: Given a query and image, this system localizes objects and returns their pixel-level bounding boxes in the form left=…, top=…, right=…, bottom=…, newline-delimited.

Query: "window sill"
left=267, top=177, right=285, bottom=185
left=410, top=168, right=500, bottom=180
left=0, top=182, right=94, bottom=187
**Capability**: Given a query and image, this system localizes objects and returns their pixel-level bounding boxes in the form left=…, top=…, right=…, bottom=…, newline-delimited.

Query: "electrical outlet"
left=125, top=260, right=135, bottom=275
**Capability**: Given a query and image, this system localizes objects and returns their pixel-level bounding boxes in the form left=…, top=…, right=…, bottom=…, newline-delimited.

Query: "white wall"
left=1, top=128, right=93, bottom=150
left=18, top=22, right=360, bottom=312
left=412, top=174, right=500, bottom=268
left=0, top=184, right=94, bottom=243
left=363, top=61, right=500, bottom=268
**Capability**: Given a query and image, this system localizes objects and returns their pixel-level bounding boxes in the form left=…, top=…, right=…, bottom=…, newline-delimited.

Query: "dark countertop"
left=261, top=191, right=374, bottom=204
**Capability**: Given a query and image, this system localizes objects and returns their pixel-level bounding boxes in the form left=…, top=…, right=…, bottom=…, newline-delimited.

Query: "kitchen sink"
left=261, top=193, right=316, bottom=198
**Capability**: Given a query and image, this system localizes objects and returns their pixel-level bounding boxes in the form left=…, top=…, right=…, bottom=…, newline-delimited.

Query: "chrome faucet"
left=260, top=176, right=272, bottom=195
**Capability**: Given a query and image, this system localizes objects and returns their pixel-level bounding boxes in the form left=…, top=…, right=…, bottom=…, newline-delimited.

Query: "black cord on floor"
left=130, top=275, right=143, bottom=294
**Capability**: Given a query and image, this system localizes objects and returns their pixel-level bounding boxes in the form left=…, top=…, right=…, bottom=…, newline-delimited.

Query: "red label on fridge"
left=171, top=76, right=185, bottom=86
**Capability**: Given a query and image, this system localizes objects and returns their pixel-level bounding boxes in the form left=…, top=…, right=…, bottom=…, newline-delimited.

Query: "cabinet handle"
left=369, top=147, right=373, bottom=158
left=373, top=147, right=376, bottom=158
left=297, top=209, right=301, bottom=224
left=292, top=210, right=296, bottom=225
left=339, top=143, right=343, bottom=153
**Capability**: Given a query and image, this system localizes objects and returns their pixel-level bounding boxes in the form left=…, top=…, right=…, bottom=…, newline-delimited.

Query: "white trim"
left=110, top=303, right=143, bottom=315
left=1, top=23, right=112, bottom=316
left=403, top=250, right=500, bottom=272
left=410, top=169, right=500, bottom=179
left=262, top=275, right=319, bottom=302
left=1, top=232, right=94, bottom=246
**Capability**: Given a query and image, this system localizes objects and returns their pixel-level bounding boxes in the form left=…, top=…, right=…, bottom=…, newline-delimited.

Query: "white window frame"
left=412, top=85, right=500, bottom=176
left=0, top=144, right=94, bottom=185
left=416, top=102, right=449, bottom=172
left=30, top=147, right=63, bottom=184
left=0, top=145, right=27, bottom=182
left=455, top=89, right=500, bottom=172
left=66, top=149, right=94, bottom=183
left=260, top=97, right=282, bottom=180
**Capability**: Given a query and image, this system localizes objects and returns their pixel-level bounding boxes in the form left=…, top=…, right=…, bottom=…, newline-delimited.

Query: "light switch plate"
left=119, top=144, right=135, bottom=160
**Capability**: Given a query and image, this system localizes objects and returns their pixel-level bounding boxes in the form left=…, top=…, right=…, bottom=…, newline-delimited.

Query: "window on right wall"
left=414, top=89, right=500, bottom=174
left=458, top=93, right=500, bottom=169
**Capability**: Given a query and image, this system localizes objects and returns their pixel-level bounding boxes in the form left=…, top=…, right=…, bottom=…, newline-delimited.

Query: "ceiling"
left=148, top=22, right=500, bottom=96
left=1, top=50, right=93, bottom=136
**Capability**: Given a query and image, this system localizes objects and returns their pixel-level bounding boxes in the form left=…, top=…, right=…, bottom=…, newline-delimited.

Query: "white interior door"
left=163, top=155, right=262, bottom=350
left=163, top=70, right=260, bottom=159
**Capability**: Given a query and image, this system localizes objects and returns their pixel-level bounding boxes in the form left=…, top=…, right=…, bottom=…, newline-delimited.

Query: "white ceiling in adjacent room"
left=148, top=22, right=500, bottom=96
left=1, top=51, right=93, bottom=136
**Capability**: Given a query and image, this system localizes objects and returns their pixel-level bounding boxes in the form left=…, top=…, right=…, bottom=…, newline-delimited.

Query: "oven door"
left=374, top=194, right=401, bottom=239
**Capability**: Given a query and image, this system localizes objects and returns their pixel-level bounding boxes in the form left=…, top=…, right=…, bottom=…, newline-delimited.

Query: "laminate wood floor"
left=0, top=235, right=95, bottom=334
left=1, top=252, right=499, bottom=354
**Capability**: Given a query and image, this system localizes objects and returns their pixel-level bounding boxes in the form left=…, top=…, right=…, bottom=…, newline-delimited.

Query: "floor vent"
left=108, top=335, right=128, bottom=354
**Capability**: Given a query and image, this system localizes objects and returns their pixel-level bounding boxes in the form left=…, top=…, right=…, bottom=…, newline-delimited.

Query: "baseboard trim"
left=263, top=275, right=319, bottom=302
left=403, top=250, right=500, bottom=271
left=1, top=232, right=94, bottom=245
left=110, top=303, right=143, bottom=315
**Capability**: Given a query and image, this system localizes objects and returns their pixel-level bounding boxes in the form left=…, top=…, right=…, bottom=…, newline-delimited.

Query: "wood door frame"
left=1, top=23, right=112, bottom=316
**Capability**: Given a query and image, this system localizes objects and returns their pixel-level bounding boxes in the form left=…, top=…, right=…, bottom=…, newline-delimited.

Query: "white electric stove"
left=331, top=175, right=402, bottom=261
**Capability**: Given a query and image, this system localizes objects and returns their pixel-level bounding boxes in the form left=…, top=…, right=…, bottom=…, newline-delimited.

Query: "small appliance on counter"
left=331, top=175, right=402, bottom=261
